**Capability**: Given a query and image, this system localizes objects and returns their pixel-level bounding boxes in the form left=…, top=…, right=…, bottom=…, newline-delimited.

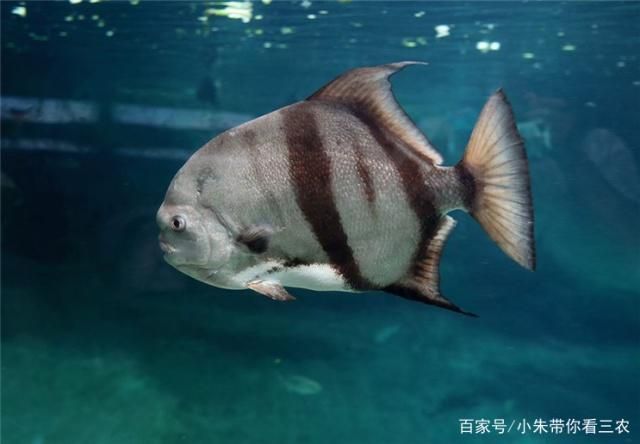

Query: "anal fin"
left=385, top=216, right=477, bottom=317
left=385, top=285, right=477, bottom=317
left=247, top=280, right=296, bottom=301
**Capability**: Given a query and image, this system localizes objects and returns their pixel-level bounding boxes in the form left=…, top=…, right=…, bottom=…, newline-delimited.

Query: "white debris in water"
left=434, top=24, right=450, bottom=38
left=616, top=61, right=626, bottom=68
left=476, top=41, right=500, bottom=53
left=206, top=2, right=253, bottom=23
left=11, top=6, right=26, bottom=17
left=263, top=41, right=272, bottom=48
left=105, top=30, right=114, bottom=37
left=633, top=80, right=640, bottom=86
left=307, top=14, right=316, bottom=20
left=402, top=38, right=417, bottom=48
left=69, top=0, right=83, bottom=4
left=89, top=0, right=101, bottom=3
left=262, top=0, right=272, bottom=4
left=318, top=10, right=328, bottom=15
left=522, top=52, right=535, bottom=59
left=301, top=0, right=312, bottom=8
left=414, top=11, right=425, bottom=18
left=476, top=41, right=490, bottom=52
left=65, top=15, right=74, bottom=22
left=402, top=37, right=426, bottom=48
left=562, top=44, right=576, bottom=51
left=280, top=26, right=294, bottom=35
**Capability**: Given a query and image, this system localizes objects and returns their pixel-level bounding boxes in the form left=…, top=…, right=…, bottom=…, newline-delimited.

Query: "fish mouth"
left=158, top=239, right=176, bottom=254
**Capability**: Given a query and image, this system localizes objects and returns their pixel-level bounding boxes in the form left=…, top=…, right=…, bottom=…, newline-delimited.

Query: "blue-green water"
left=1, top=2, right=639, bottom=443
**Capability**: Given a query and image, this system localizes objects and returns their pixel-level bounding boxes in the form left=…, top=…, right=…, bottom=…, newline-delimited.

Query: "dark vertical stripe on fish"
left=354, top=108, right=440, bottom=277
left=454, top=162, right=476, bottom=211
left=242, top=128, right=257, bottom=145
left=353, top=140, right=377, bottom=210
left=282, top=104, right=371, bottom=289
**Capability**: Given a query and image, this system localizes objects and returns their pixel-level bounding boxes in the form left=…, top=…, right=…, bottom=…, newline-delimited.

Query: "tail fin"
left=458, top=90, right=536, bottom=270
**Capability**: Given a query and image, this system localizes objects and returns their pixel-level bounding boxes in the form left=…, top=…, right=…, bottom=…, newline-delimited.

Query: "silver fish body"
left=158, top=62, right=536, bottom=315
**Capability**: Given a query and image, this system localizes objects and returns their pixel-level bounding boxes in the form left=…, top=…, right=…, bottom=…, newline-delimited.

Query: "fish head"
left=156, top=171, right=233, bottom=281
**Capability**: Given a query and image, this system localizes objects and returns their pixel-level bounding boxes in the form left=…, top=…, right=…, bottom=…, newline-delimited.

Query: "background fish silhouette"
left=157, top=62, right=535, bottom=316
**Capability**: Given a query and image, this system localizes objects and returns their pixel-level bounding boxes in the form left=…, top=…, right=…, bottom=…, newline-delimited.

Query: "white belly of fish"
left=231, top=261, right=351, bottom=292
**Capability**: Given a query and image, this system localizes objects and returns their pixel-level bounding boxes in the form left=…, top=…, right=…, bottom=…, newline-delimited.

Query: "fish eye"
left=170, top=215, right=186, bottom=232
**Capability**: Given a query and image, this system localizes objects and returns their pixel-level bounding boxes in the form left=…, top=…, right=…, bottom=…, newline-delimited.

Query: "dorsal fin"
left=307, top=61, right=443, bottom=165
left=384, top=216, right=477, bottom=317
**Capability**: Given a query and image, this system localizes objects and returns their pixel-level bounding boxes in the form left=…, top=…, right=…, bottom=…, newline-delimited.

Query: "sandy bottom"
left=2, top=257, right=638, bottom=444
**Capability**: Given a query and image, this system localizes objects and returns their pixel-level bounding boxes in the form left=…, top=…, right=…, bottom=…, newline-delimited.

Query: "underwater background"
left=1, top=1, right=639, bottom=443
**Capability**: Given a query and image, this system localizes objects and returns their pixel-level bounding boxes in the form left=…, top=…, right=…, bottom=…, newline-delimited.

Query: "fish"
left=196, top=75, right=218, bottom=106
left=517, top=118, right=552, bottom=158
left=582, top=128, right=640, bottom=206
left=374, top=324, right=401, bottom=344
left=277, top=373, right=323, bottom=396
left=157, top=62, right=535, bottom=316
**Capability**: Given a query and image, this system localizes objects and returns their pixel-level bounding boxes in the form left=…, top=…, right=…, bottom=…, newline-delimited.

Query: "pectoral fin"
left=247, top=280, right=296, bottom=301
left=236, top=224, right=274, bottom=254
